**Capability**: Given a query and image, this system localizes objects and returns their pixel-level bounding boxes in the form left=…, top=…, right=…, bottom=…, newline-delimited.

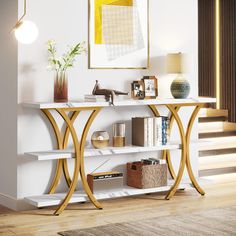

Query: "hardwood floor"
left=1, top=174, right=236, bottom=236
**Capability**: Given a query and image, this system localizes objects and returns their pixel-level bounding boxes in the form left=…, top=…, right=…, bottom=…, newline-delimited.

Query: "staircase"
left=198, top=108, right=236, bottom=177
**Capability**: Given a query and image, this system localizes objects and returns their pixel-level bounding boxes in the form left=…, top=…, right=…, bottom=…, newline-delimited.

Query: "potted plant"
left=47, top=40, right=86, bottom=102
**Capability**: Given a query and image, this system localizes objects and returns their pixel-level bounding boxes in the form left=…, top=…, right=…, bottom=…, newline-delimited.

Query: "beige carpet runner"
left=58, top=205, right=236, bottom=236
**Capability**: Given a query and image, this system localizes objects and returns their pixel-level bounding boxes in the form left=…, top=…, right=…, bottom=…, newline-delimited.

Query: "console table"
left=23, top=97, right=216, bottom=215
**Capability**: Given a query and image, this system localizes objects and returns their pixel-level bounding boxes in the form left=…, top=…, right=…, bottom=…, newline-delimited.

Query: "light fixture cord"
left=11, top=0, right=26, bottom=32
left=18, top=0, right=27, bottom=23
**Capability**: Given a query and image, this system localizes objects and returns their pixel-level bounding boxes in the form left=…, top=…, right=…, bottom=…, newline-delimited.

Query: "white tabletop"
left=22, top=97, right=216, bottom=109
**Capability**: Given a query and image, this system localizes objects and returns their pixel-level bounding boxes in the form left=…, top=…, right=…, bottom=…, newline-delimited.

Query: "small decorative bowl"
left=91, top=131, right=109, bottom=149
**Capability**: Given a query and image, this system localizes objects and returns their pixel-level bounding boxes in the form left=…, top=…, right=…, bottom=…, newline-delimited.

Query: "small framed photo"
left=131, top=81, right=145, bottom=100
left=142, top=76, right=158, bottom=99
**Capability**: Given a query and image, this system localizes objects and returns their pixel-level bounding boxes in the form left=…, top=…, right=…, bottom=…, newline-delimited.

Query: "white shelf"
left=25, top=149, right=74, bottom=161
left=25, top=144, right=179, bottom=161
left=24, top=183, right=184, bottom=208
left=22, top=97, right=216, bottom=109
left=25, top=140, right=213, bottom=161
left=24, top=178, right=211, bottom=208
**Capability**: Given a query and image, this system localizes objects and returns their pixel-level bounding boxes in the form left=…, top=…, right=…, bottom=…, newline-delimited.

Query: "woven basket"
left=127, top=161, right=167, bottom=189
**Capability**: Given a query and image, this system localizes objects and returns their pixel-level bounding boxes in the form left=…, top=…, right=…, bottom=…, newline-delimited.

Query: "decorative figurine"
left=92, top=80, right=128, bottom=105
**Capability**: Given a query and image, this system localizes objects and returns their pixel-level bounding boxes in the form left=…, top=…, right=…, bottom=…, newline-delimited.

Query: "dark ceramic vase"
left=170, top=76, right=190, bottom=99
left=54, top=71, right=68, bottom=102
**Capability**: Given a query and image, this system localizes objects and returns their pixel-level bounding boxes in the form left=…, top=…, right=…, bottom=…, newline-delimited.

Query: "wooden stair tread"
left=199, top=167, right=236, bottom=177
left=199, top=135, right=236, bottom=142
left=199, top=148, right=236, bottom=157
left=199, top=116, right=228, bottom=123
left=198, top=136, right=236, bottom=150
left=199, top=121, right=236, bottom=133
left=198, top=108, right=228, bottom=118
left=199, top=130, right=236, bottom=138
left=199, top=153, right=236, bottom=170
left=202, top=172, right=236, bottom=183
left=199, top=121, right=225, bottom=133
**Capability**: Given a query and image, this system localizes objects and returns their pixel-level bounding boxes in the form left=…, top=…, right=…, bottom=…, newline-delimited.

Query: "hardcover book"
left=147, top=117, right=154, bottom=146
left=153, top=116, right=162, bottom=146
left=132, top=117, right=148, bottom=146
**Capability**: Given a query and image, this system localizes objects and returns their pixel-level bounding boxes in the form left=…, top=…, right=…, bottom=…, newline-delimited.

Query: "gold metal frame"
left=41, top=102, right=205, bottom=215
left=148, top=104, right=186, bottom=199
left=42, top=110, right=81, bottom=192
left=88, top=0, right=150, bottom=69
left=42, top=107, right=103, bottom=215
left=42, top=109, right=64, bottom=194
left=165, top=106, right=180, bottom=180
left=186, top=105, right=205, bottom=195
left=148, top=105, right=179, bottom=179
left=54, top=109, right=82, bottom=215
left=165, top=104, right=187, bottom=199
left=149, top=104, right=205, bottom=199
left=148, top=105, right=175, bottom=178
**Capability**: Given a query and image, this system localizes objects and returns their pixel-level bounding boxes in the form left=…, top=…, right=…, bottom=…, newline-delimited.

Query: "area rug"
left=58, top=205, right=236, bottom=236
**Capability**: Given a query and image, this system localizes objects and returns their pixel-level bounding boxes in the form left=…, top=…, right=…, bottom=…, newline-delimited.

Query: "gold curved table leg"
left=148, top=104, right=160, bottom=117
left=42, top=109, right=63, bottom=194
left=165, top=150, right=176, bottom=179
left=165, top=106, right=181, bottom=180
left=186, top=104, right=205, bottom=195
left=79, top=108, right=103, bottom=209
left=54, top=109, right=82, bottom=215
left=165, top=104, right=187, bottom=200
left=62, top=111, right=80, bottom=187
left=42, top=110, right=81, bottom=191
left=148, top=105, right=177, bottom=179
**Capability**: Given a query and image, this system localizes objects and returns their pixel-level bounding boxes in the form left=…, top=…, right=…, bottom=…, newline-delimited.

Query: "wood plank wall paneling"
left=220, top=0, right=236, bottom=122
left=198, top=0, right=216, bottom=100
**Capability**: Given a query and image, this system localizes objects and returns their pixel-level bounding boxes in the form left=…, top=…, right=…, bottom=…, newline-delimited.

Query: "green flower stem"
left=47, top=41, right=85, bottom=73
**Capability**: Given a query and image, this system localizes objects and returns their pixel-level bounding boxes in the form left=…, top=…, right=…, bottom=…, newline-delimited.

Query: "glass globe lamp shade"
left=14, top=20, right=39, bottom=44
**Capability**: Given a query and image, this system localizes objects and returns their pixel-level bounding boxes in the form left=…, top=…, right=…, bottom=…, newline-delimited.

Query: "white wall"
left=3, top=0, right=199, bottom=209
left=0, top=0, right=18, bottom=207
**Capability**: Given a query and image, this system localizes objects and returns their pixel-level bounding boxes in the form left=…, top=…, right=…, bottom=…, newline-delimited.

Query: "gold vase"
left=91, top=131, right=109, bottom=149
left=113, top=123, right=125, bottom=147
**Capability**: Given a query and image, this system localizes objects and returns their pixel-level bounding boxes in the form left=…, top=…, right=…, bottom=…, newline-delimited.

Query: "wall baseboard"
left=0, top=192, right=36, bottom=211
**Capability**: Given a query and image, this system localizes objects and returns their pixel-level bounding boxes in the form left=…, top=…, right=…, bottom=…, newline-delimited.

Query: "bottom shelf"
left=24, top=178, right=210, bottom=208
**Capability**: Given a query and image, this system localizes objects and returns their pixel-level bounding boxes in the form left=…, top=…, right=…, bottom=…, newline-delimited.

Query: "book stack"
left=132, top=116, right=169, bottom=147
left=141, top=158, right=166, bottom=165
left=84, top=94, right=109, bottom=102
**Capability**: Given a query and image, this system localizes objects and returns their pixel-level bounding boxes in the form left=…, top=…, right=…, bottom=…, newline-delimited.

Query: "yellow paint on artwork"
left=95, top=0, right=133, bottom=44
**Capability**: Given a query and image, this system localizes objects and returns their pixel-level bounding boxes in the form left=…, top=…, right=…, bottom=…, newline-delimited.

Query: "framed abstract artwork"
left=88, top=0, right=149, bottom=69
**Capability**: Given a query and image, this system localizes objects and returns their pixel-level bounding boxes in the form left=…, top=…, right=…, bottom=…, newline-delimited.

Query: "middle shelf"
left=25, top=139, right=212, bottom=161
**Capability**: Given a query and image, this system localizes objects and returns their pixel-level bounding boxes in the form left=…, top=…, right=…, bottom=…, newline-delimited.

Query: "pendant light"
left=12, top=0, right=38, bottom=44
